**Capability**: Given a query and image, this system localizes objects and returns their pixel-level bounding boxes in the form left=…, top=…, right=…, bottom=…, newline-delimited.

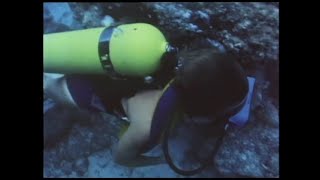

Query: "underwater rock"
left=44, top=105, right=75, bottom=148
left=43, top=3, right=73, bottom=27
left=144, top=2, right=279, bottom=67
left=215, top=122, right=279, bottom=178
left=101, top=15, right=115, bottom=27
left=69, top=3, right=104, bottom=28
left=254, top=98, right=279, bottom=128
left=73, top=157, right=89, bottom=176
left=67, top=2, right=158, bottom=29
left=43, top=111, right=126, bottom=177
left=43, top=2, right=83, bottom=33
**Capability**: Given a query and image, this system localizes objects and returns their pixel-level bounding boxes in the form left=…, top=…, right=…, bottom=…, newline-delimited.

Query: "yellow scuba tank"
left=44, top=23, right=169, bottom=78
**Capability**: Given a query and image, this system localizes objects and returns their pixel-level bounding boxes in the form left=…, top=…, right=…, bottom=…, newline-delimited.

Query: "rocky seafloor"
left=43, top=2, right=279, bottom=178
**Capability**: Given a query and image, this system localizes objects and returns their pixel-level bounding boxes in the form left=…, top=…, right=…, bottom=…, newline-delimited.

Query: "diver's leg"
left=44, top=73, right=100, bottom=148
left=44, top=73, right=78, bottom=108
left=44, top=73, right=108, bottom=111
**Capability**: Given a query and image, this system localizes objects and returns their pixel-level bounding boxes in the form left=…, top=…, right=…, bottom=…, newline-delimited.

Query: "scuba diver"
left=43, top=23, right=255, bottom=176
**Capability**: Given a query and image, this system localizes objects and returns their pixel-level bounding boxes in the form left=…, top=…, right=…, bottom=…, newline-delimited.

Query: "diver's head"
left=158, top=48, right=250, bottom=176
left=174, top=48, right=249, bottom=118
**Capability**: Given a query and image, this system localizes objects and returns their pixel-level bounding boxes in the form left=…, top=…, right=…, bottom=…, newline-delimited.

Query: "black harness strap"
left=162, top=116, right=229, bottom=176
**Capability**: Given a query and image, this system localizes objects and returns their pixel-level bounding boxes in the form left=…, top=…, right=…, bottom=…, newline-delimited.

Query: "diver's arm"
left=114, top=89, right=164, bottom=167
left=113, top=120, right=166, bottom=167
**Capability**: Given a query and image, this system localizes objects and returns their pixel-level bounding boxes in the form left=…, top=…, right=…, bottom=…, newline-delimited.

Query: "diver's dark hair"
left=174, top=48, right=249, bottom=116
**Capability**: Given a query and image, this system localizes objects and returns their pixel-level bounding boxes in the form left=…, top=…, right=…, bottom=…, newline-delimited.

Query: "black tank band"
left=98, top=26, right=127, bottom=80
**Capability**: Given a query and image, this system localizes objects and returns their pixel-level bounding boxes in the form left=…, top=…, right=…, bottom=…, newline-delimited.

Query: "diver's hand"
left=115, top=154, right=167, bottom=167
